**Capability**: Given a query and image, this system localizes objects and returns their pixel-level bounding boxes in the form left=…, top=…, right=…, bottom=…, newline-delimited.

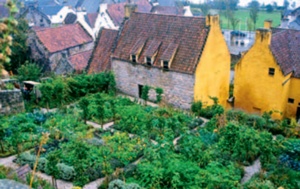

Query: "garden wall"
left=0, top=90, right=25, bottom=115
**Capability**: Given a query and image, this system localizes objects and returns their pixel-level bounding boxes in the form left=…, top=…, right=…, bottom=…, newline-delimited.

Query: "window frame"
left=288, top=98, right=294, bottom=104
left=268, top=68, right=275, bottom=76
left=163, top=61, right=169, bottom=70
left=131, top=55, right=137, bottom=63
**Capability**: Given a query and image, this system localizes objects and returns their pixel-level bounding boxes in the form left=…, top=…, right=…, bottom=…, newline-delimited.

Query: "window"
left=163, top=61, right=169, bottom=69
left=40, top=19, right=43, bottom=22
left=131, top=55, right=137, bottom=63
left=146, top=57, right=152, bottom=66
left=288, top=98, right=294, bottom=104
left=298, top=103, right=300, bottom=106
left=269, top=68, right=275, bottom=76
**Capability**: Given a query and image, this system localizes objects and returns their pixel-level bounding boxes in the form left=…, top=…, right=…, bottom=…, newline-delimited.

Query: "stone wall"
left=0, top=90, right=25, bottom=115
left=112, top=59, right=195, bottom=109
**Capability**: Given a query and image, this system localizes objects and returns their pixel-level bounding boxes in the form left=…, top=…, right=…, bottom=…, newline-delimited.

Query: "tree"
left=95, top=95, right=105, bottom=129
left=284, top=0, right=290, bottom=9
left=228, top=11, right=240, bottom=30
left=0, top=0, right=18, bottom=71
left=17, top=61, right=41, bottom=82
left=249, top=0, right=260, bottom=29
left=266, top=4, right=274, bottom=13
left=199, top=3, right=210, bottom=16
left=291, top=1, right=296, bottom=9
left=4, top=18, right=29, bottom=73
left=78, top=98, right=90, bottom=124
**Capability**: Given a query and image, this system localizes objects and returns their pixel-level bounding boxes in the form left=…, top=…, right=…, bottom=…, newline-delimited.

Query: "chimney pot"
left=125, top=2, right=137, bottom=18
left=264, top=19, right=273, bottom=29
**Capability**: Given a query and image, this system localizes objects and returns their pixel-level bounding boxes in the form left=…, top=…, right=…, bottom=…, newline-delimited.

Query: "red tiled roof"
left=107, top=0, right=152, bottom=27
left=85, top=13, right=98, bottom=28
left=68, top=50, right=92, bottom=71
left=34, top=24, right=93, bottom=53
left=271, top=29, right=300, bottom=78
left=151, top=6, right=184, bottom=15
left=113, top=12, right=209, bottom=74
left=87, top=29, right=118, bottom=74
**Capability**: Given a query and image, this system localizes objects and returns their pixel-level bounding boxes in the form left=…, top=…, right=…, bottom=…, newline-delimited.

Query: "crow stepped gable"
left=234, top=20, right=300, bottom=120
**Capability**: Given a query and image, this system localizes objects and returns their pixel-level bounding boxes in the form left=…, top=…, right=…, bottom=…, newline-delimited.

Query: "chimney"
left=264, top=19, right=273, bottom=29
left=206, top=14, right=220, bottom=27
left=125, top=0, right=137, bottom=18
left=255, top=28, right=272, bottom=45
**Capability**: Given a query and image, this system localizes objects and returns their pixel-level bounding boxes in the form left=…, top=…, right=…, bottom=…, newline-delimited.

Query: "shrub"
left=16, top=152, right=35, bottom=168
left=191, top=101, right=202, bottom=116
left=56, top=163, right=76, bottom=181
left=155, top=88, right=163, bottom=103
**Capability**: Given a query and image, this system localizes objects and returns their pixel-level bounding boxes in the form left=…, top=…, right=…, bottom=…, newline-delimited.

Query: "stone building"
left=234, top=21, right=300, bottom=120
left=89, top=5, right=230, bottom=109
left=28, top=23, right=94, bottom=72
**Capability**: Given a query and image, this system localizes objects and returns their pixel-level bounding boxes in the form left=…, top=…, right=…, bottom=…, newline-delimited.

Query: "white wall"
left=49, top=6, right=75, bottom=24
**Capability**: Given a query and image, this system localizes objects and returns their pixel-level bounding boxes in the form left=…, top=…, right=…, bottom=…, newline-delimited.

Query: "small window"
left=146, top=57, right=152, bottom=66
left=288, top=98, right=294, bottom=104
left=163, top=61, right=169, bottom=69
left=40, top=19, right=43, bottom=22
left=131, top=55, right=137, bottom=63
left=269, top=68, right=275, bottom=76
left=298, top=103, right=300, bottom=106
left=60, top=15, right=63, bottom=18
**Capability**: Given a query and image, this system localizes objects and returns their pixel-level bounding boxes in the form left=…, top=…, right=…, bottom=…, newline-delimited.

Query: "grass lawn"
left=220, top=9, right=281, bottom=30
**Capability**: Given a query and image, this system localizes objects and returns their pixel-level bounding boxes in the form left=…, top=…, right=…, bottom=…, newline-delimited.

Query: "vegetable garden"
left=0, top=73, right=299, bottom=188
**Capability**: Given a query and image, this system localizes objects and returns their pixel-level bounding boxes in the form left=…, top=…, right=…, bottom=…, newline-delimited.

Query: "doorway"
left=296, top=106, right=300, bottom=121
left=138, top=84, right=143, bottom=98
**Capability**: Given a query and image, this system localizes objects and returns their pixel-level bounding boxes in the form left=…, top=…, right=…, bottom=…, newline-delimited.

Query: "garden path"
left=172, top=117, right=209, bottom=146
left=241, top=158, right=261, bottom=184
left=0, top=154, right=74, bottom=189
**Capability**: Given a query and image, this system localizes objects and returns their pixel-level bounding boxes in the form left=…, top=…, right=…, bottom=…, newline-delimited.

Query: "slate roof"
left=155, top=0, right=176, bottom=6
left=151, top=6, right=184, bottom=15
left=64, top=12, right=77, bottom=24
left=84, top=13, right=98, bottom=28
left=107, top=0, right=152, bottom=26
left=0, top=5, right=9, bottom=18
left=113, top=12, right=209, bottom=74
left=68, top=50, right=92, bottom=71
left=270, top=29, right=300, bottom=78
left=87, top=28, right=118, bottom=74
left=34, top=23, right=93, bottom=53
left=79, top=0, right=101, bottom=13
left=39, top=5, right=63, bottom=16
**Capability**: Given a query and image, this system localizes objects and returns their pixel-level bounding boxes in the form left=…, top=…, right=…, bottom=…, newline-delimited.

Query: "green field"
left=191, top=8, right=282, bottom=30
left=219, top=9, right=282, bottom=30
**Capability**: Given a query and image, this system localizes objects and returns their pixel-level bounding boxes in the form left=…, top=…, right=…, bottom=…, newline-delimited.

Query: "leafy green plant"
left=155, top=87, right=163, bottom=103
left=17, top=61, right=41, bottom=82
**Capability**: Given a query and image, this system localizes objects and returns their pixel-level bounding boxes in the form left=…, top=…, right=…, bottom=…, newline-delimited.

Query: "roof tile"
left=113, top=12, right=209, bottom=74
left=87, top=29, right=118, bottom=74
left=107, top=0, right=152, bottom=27
left=34, top=23, right=93, bottom=53
left=68, top=50, right=92, bottom=71
left=271, top=29, right=300, bottom=78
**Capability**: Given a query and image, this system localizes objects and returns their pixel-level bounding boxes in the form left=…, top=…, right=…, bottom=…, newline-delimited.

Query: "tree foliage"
left=17, top=61, right=41, bottom=82
left=249, top=0, right=260, bottom=28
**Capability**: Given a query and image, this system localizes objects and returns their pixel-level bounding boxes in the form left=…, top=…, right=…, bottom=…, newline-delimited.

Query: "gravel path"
left=241, top=158, right=261, bottom=184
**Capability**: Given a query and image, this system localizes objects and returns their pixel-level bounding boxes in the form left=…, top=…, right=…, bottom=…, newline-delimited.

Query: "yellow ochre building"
left=234, top=21, right=300, bottom=120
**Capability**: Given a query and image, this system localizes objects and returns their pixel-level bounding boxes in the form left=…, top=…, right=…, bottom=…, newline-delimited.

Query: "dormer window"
left=146, top=57, right=152, bottom=66
left=163, top=61, right=169, bottom=70
left=131, top=55, right=137, bottom=63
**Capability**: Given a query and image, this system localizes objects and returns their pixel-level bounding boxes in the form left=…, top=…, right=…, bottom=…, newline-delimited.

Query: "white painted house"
left=39, top=5, right=75, bottom=25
